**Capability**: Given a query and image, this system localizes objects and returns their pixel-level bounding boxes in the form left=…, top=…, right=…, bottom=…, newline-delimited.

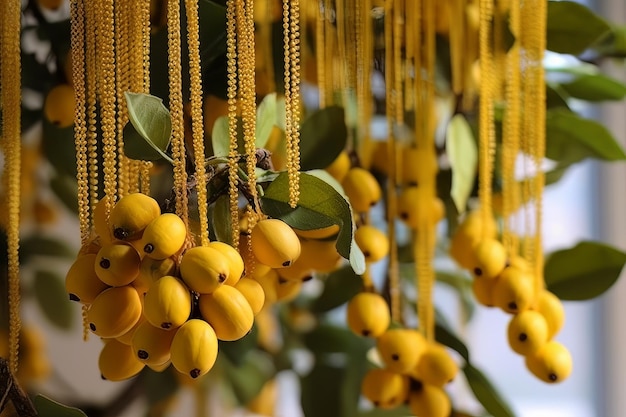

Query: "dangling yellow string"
left=137, top=0, right=153, bottom=194
left=1, top=0, right=22, bottom=374
left=185, top=0, right=209, bottom=246
left=115, top=0, right=131, bottom=198
left=167, top=0, right=189, bottom=226
left=449, top=0, right=466, bottom=94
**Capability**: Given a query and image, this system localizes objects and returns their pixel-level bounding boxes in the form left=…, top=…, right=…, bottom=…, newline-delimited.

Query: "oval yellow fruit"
left=143, top=276, right=192, bottom=330
left=507, top=310, right=549, bottom=356
left=141, top=213, right=187, bottom=260
left=325, top=151, right=351, bottom=183
left=355, top=225, right=389, bottom=264
left=525, top=341, right=573, bottom=383
left=396, top=187, right=445, bottom=230
left=179, top=246, right=230, bottom=293
left=87, top=286, right=142, bottom=338
left=413, top=343, right=458, bottom=386
left=377, top=328, right=427, bottom=374
left=43, top=84, right=75, bottom=128
left=199, top=285, right=254, bottom=341
left=492, top=266, right=536, bottom=314
left=535, top=290, right=565, bottom=339
left=65, top=253, right=109, bottom=304
left=293, top=224, right=340, bottom=240
left=346, top=292, right=390, bottom=338
left=109, top=193, right=161, bottom=241
left=131, top=321, right=176, bottom=367
left=472, top=238, right=507, bottom=279
left=95, top=242, right=141, bottom=287
left=408, top=382, right=451, bottom=417
left=134, top=257, right=177, bottom=295
left=235, top=278, right=266, bottom=315
left=251, top=219, right=301, bottom=268
left=361, top=369, right=409, bottom=409
left=170, top=319, right=219, bottom=379
left=341, top=167, right=382, bottom=213
left=401, top=146, right=438, bottom=186
left=99, top=339, right=145, bottom=381
left=208, top=241, right=244, bottom=286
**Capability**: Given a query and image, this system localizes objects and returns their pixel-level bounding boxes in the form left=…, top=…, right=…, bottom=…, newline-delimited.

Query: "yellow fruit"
left=472, top=238, right=507, bottom=279
left=131, top=321, right=176, bottom=367
left=95, top=242, right=141, bottom=287
left=115, top=317, right=145, bottom=346
left=508, top=255, right=531, bottom=271
left=141, top=213, right=187, bottom=260
left=170, top=319, right=219, bottom=379
left=99, top=339, right=145, bottom=381
left=109, top=193, right=161, bottom=241
left=251, top=219, right=301, bottom=268
left=525, top=341, right=573, bottom=383
left=299, top=238, right=342, bottom=272
left=293, top=224, right=340, bottom=240
left=355, top=225, right=389, bottom=264
left=507, top=310, right=549, bottom=356
left=472, top=276, right=497, bottom=307
left=341, top=167, right=382, bottom=212
left=408, top=382, right=451, bottom=417
left=361, top=369, right=409, bottom=409
left=65, top=253, right=109, bottom=304
left=492, top=267, right=536, bottom=314
left=208, top=241, right=244, bottom=286
left=88, top=286, right=143, bottom=338
left=377, top=329, right=427, bottom=374
left=325, top=151, right=351, bottom=183
left=414, top=343, right=458, bottom=386
left=235, top=278, right=266, bottom=315
left=397, top=188, right=445, bottom=230
left=253, top=267, right=279, bottom=307
left=448, top=210, right=498, bottom=269
left=93, top=196, right=113, bottom=243
left=134, top=257, right=177, bottom=294
left=199, top=285, right=254, bottom=341
left=246, top=378, right=277, bottom=416
left=535, top=290, right=565, bottom=338
left=346, top=292, right=390, bottom=338
left=179, top=246, right=230, bottom=293
left=43, top=84, right=75, bottom=127
left=401, top=146, right=438, bottom=186
left=276, top=260, right=314, bottom=282
left=275, top=277, right=303, bottom=302
left=143, top=276, right=192, bottom=330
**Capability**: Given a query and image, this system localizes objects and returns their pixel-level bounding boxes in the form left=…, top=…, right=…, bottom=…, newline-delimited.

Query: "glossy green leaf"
left=593, top=24, right=626, bottom=58
left=435, top=317, right=469, bottom=362
left=261, top=171, right=365, bottom=275
left=124, top=92, right=173, bottom=162
left=546, top=1, right=611, bottom=55
left=545, top=109, right=626, bottom=165
left=50, top=175, right=79, bottom=214
left=256, top=93, right=278, bottom=149
left=299, top=106, right=348, bottom=171
left=544, top=241, right=626, bottom=300
left=211, top=115, right=231, bottom=158
left=446, top=114, right=478, bottom=213
left=545, top=83, right=570, bottom=109
left=41, top=120, right=76, bottom=178
left=358, top=407, right=412, bottom=417
left=34, top=395, right=87, bottom=417
left=301, top=362, right=345, bottom=417
left=140, top=367, right=179, bottom=407
left=560, top=73, right=626, bottom=101
left=33, top=270, right=74, bottom=330
left=463, top=364, right=515, bottom=417
left=311, top=266, right=363, bottom=313
left=19, top=236, right=74, bottom=264
left=303, top=324, right=370, bottom=354
left=212, top=194, right=234, bottom=245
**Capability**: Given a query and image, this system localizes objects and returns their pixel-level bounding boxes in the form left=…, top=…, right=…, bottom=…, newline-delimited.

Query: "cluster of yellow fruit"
left=0, top=325, right=51, bottom=387
left=449, top=211, right=572, bottom=383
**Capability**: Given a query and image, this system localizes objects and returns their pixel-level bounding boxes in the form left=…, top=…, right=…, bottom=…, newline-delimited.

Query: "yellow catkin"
left=502, top=0, right=521, bottom=256
left=450, top=0, right=466, bottom=94
left=1, top=0, right=22, bottom=374
left=283, top=0, right=301, bottom=208
left=167, top=0, right=189, bottom=225
left=84, top=0, right=100, bottom=217
left=136, top=0, right=153, bottom=195
left=95, top=0, right=119, bottom=215
left=323, top=0, right=335, bottom=106
left=115, top=0, right=131, bottom=198
left=226, top=0, right=241, bottom=247
left=185, top=0, right=210, bottom=246
left=71, top=0, right=90, bottom=245
left=384, top=0, right=401, bottom=324
left=415, top=0, right=437, bottom=342
left=478, top=0, right=496, bottom=239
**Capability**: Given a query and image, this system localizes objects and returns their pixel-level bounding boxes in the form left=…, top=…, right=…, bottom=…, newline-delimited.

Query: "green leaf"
left=358, top=407, right=412, bottom=417
left=559, top=73, right=626, bottom=101
left=211, top=115, right=231, bottom=158
left=593, top=24, right=626, bottom=58
left=41, top=119, right=77, bottom=178
left=50, top=175, right=79, bottom=214
left=261, top=171, right=366, bottom=275
left=299, top=107, right=348, bottom=171
left=545, top=83, right=570, bottom=110
left=544, top=241, right=626, bottom=300
left=311, top=266, right=363, bottom=313
left=19, top=236, right=74, bottom=264
left=436, top=271, right=475, bottom=322
left=463, top=364, right=516, bottom=417
left=303, top=324, right=372, bottom=354
left=301, top=362, right=345, bottom=417
left=140, top=367, right=179, bottom=407
left=546, top=109, right=626, bottom=165
left=446, top=114, right=478, bottom=213
left=223, top=350, right=274, bottom=405
left=218, top=325, right=258, bottom=366
left=34, top=395, right=87, bottom=417
left=212, top=194, right=234, bottom=245
left=124, top=92, right=173, bottom=162
left=256, top=93, right=278, bottom=149
left=546, top=1, right=611, bottom=55
left=33, top=270, right=74, bottom=329
left=435, top=317, right=469, bottom=362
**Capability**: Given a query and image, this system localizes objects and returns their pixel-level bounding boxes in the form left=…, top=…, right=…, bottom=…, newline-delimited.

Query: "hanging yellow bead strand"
left=1, top=0, right=23, bottom=375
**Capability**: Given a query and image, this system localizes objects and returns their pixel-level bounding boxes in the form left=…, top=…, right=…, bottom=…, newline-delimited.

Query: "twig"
left=0, top=358, right=38, bottom=417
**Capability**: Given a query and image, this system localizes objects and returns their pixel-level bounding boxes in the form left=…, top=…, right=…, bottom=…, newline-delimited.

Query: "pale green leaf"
left=212, top=115, right=230, bottom=157
left=446, top=114, right=477, bottom=213
left=34, top=395, right=87, bottom=417
left=124, top=92, right=173, bottom=162
left=256, top=93, right=277, bottom=149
